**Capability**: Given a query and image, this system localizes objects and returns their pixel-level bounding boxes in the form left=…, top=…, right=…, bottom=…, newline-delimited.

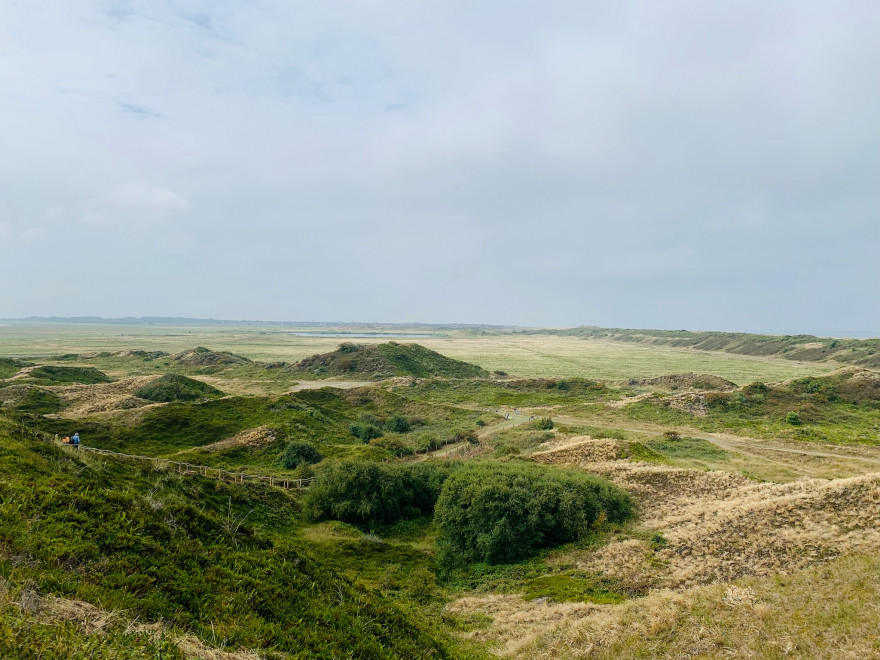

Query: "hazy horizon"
left=2, top=2, right=878, bottom=335
left=0, top=315, right=877, bottom=339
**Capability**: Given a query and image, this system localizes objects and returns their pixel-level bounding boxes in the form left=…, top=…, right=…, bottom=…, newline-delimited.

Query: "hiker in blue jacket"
left=71, top=432, right=80, bottom=449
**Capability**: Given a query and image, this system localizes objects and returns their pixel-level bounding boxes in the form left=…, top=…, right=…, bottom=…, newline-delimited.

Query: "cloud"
left=0, top=1, right=877, bottom=333
left=81, top=184, right=189, bottom=226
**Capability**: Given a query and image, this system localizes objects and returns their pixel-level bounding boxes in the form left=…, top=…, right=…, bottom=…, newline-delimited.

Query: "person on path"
left=71, top=433, right=80, bottom=450
left=62, top=435, right=70, bottom=444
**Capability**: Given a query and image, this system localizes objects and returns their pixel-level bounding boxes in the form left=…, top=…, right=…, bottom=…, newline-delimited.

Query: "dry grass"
left=190, top=425, right=278, bottom=453
left=449, top=442, right=880, bottom=657
left=49, top=375, right=160, bottom=416
left=4, top=585, right=271, bottom=660
left=449, top=554, right=880, bottom=659
left=518, top=554, right=880, bottom=659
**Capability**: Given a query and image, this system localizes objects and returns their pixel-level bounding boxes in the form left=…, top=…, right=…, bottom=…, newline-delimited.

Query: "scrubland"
left=1, top=329, right=878, bottom=659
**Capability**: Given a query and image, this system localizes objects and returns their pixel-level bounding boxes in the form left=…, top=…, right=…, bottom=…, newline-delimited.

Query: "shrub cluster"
left=282, top=441, right=323, bottom=469
left=305, top=460, right=455, bottom=527
left=349, top=424, right=383, bottom=442
left=435, top=462, right=633, bottom=565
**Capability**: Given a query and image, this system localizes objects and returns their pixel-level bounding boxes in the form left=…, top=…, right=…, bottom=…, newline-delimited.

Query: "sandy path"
left=288, top=379, right=377, bottom=392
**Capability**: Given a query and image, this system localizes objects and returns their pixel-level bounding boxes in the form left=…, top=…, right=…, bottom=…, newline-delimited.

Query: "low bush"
left=435, top=462, right=633, bottom=565
left=282, top=441, right=323, bottom=469
left=386, top=415, right=411, bottom=433
left=534, top=418, right=554, bottom=430
left=306, top=460, right=456, bottom=527
left=349, top=424, right=383, bottom=442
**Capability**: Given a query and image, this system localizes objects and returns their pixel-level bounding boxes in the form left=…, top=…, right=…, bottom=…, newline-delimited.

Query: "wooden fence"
left=60, top=443, right=314, bottom=490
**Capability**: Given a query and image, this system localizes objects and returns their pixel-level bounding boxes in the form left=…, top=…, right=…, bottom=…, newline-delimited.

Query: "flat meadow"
left=0, top=322, right=830, bottom=384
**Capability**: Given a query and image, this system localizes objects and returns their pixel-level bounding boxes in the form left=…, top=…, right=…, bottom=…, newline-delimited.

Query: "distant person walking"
left=71, top=433, right=80, bottom=450
left=62, top=435, right=70, bottom=444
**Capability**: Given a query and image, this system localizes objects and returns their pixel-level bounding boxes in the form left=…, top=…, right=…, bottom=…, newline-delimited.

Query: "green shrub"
left=134, top=374, right=223, bottom=403
left=435, top=462, right=633, bottom=565
left=534, top=418, right=554, bottom=430
left=386, top=415, right=411, bottom=433
left=306, top=461, right=455, bottom=527
left=785, top=411, right=802, bottom=425
left=282, top=441, right=323, bottom=469
left=662, top=430, right=681, bottom=441
left=349, top=424, right=383, bottom=442
left=293, top=462, right=315, bottom=480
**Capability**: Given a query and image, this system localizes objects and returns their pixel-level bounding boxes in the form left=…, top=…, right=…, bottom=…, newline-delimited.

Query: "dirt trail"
left=548, top=412, right=880, bottom=467
left=288, top=380, right=377, bottom=392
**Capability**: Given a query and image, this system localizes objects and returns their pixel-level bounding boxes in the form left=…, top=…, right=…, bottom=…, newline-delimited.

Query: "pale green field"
left=0, top=322, right=834, bottom=383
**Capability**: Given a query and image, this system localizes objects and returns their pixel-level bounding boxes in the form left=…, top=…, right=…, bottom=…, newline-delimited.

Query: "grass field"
left=0, top=323, right=832, bottom=384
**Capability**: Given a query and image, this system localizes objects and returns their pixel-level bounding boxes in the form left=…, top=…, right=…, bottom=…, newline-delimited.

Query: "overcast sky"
left=1, top=1, right=878, bottom=335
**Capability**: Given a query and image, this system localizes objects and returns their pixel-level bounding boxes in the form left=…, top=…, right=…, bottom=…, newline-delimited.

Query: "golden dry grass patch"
left=49, top=375, right=161, bottom=416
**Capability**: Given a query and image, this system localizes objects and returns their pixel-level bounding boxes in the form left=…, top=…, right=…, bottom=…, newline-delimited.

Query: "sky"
left=1, top=1, right=878, bottom=336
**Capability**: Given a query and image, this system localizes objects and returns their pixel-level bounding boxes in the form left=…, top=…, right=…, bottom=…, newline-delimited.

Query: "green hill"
left=27, top=365, right=113, bottom=385
left=550, top=327, right=880, bottom=369
left=0, top=421, right=479, bottom=659
left=172, top=346, right=252, bottom=367
left=133, top=374, right=224, bottom=403
left=293, top=342, right=489, bottom=380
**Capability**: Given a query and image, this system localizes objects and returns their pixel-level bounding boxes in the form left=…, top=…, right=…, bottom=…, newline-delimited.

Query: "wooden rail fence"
left=59, top=442, right=314, bottom=490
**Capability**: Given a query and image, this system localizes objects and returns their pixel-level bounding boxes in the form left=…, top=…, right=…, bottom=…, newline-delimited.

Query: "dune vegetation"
left=1, top=332, right=878, bottom=658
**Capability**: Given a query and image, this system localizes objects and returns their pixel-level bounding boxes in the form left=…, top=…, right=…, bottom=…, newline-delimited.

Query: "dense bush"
left=349, top=424, right=383, bottom=442
left=306, top=460, right=455, bottom=527
left=134, top=374, right=223, bottom=403
left=282, top=441, right=323, bottom=469
left=435, top=462, right=633, bottom=565
left=386, top=415, right=411, bottom=433
left=534, top=417, right=554, bottom=430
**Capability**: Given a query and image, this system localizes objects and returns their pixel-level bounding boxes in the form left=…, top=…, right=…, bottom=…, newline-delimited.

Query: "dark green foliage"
left=292, top=342, right=489, bottom=379
left=0, top=430, right=475, bottom=659
left=786, top=411, right=802, bottom=425
left=0, top=358, right=30, bottom=380
left=350, top=424, right=383, bottom=442
left=534, top=417, right=554, bottom=430
left=386, top=415, right=411, bottom=433
left=434, top=462, right=633, bottom=565
left=306, top=461, right=456, bottom=527
left=28, top=365, right=112, bottom=385
left=282, top=441, right=323, bottom=469
left=134, top=374, right=224, bottom=403
left=662, top=430, right=681, bottom=441
left=13, top=388, right=62, bottom=414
